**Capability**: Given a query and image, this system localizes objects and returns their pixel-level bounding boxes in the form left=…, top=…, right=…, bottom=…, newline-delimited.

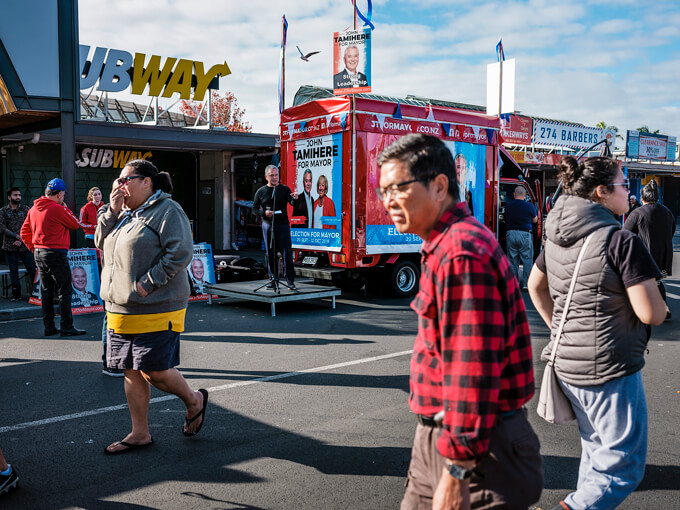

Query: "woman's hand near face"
left=109, top=181, right=125, bottom=214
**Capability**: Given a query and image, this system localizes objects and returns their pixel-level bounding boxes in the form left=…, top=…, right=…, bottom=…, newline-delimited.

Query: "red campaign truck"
left=279, top=94, right=541, bottom=297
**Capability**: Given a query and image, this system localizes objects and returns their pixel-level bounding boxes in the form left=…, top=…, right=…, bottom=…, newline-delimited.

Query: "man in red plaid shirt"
left=377, top=134, right=542, bottom=509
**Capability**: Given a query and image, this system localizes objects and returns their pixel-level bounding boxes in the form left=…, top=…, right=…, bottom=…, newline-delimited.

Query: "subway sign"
left=79, top=45, right=231, bottom=101
left=75, top=147, right=152, bottom=169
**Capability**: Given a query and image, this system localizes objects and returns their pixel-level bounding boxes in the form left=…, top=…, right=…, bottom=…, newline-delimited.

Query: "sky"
left=78, top=0, right=680, bottom=140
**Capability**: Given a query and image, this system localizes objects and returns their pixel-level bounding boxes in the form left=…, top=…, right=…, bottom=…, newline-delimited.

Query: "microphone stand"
left=254, top=185, right=294, bottom=294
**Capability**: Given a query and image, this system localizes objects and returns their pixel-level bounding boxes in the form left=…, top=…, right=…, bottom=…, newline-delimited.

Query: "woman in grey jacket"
left=96, top=159, right=208, bottom=455
left=528, top=157, right=666, bottom=510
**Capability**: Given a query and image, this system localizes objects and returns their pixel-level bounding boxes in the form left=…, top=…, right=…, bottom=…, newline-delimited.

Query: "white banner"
left=486, top=59, right=515, bottom=116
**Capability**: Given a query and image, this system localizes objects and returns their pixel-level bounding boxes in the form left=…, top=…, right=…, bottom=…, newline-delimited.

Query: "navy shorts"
left=107, top=329, right=181, bottom=371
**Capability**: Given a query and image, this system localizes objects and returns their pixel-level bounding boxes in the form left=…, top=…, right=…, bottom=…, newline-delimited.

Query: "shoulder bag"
left=537, top=232, right=595, bottom=424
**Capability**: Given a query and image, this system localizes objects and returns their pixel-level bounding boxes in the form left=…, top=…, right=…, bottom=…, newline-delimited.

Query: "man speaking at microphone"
left=253, top=165, right=298, bottom=289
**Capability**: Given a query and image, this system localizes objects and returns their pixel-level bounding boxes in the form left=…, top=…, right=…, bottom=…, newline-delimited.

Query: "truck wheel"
left=388, top=260, right=419, bottom=297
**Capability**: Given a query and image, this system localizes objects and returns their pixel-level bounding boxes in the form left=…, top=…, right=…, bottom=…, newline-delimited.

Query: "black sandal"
left=104, top=438, right=154, bottom=455
left=183, top=389, right=208, bottom=437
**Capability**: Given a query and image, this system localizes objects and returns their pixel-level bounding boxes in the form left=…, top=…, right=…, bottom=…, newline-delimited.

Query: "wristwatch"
left=444, top=459, right=474, bottom=480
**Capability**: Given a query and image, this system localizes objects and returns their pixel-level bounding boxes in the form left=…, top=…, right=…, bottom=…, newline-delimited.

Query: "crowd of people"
left=1, top=138, right=675, bottom=508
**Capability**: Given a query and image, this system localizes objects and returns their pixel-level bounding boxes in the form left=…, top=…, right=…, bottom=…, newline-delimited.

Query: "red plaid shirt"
left=409, top=202, right=534, bottom=461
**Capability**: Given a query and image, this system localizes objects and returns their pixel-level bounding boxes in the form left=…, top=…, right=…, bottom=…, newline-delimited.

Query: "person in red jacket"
left=79, top=187, right=104, bottom=248
left=20, top=178, right=86, bottom=337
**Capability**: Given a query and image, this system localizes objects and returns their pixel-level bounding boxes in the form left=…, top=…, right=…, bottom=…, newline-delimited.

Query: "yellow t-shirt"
left=107, top=309, right=186, bottom=334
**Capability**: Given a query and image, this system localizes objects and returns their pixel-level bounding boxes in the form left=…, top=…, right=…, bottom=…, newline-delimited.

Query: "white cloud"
left=78, top=0, right=680, bottom=139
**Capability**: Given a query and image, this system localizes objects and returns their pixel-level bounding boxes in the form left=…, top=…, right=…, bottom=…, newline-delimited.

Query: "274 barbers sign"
left=533, top=120, right=615, bottom=150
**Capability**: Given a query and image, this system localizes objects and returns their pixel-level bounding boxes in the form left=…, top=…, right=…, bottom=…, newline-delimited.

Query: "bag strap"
left=549, top=231, right=596, bottom=365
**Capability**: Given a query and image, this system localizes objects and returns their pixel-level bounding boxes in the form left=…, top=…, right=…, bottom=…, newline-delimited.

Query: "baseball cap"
left=46, top=178, right=66, bottom=192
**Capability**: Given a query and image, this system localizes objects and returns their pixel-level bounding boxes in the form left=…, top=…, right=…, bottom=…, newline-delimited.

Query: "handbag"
left=537, top=232, right=595, bottom=424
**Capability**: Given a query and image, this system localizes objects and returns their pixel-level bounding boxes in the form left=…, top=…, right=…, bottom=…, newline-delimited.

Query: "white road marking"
left=0, top=350, right=413, bottom=434
left=665, top=292, right=680, bottom=300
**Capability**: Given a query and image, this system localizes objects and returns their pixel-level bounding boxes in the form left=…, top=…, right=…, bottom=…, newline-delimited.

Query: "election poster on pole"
left=332, top=29, right=371, bottom=95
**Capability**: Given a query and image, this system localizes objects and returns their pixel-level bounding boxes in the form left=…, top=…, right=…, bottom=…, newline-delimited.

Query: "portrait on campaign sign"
left=442, top=140, right=486, bottom=225
left=187, top=243, right=216, bottom=301
left=285, top=133, right=343, bottom=251
left=332, top=29, right=371, bottom=95
left=29, top=249, right=103, bottom=314
left=365, top=133, right=487, bottom=254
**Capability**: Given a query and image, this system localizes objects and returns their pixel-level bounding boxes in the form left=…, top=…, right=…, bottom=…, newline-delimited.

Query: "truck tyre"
left=388, top=260, right=419, bottom=297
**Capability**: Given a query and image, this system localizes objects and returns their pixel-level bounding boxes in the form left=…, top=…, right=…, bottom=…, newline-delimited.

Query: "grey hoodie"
left=96, top=191, right=193, bottom=315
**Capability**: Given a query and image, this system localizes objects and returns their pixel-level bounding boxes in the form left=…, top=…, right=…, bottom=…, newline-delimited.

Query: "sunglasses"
left=117, top=175, right=144, bottom=186
left=611, top=179, right=630, bottom=191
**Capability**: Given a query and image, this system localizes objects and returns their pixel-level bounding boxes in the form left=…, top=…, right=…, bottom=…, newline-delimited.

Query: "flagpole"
left=281, top=16, right=286, bottom=114
left=498, top=53, right=502, bottom=121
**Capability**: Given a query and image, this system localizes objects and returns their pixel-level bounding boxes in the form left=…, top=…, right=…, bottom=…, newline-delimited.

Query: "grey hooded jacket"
left=541, top=194, right=649, bottom=386
left=96, top=191, right=192, bottom=315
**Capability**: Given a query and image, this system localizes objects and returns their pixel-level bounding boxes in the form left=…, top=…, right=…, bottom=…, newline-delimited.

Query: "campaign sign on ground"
left=285, top=133, right=343, bottom=252
left=187, top=243, right=216, bottom=301
left=29, top=249, right=103, bottom=314
left=364, top=133, right=486, bottom=255
left=332, top=29, right=371, bottom=95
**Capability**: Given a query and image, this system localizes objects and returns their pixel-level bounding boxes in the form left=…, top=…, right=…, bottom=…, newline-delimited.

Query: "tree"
left=180, top=90, right=252, bottom=132
left=596, top=121, right=623, bottom=149
left=636, top=126, right=661, bottom=134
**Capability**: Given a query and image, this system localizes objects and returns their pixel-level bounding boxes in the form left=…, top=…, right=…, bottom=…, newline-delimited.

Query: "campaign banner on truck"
left=29, top=249, right=103, bottom=314
left=333, top=29, right=371, bottom=95
left=187, top=243, right=216, bottom=301
left=365, top=133, right=486, bottom=254
left=626, top=130, right=677, bottom=161
left=285, top=133, right=343, bottom=251
left=280, top=112, right=349, bottom=142
left=356, top=114, right=496, bottom=145
left=533, top=120, right=615, bottom=150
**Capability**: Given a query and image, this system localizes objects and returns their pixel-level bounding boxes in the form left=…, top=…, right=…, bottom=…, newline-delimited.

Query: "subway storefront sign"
left=80, top=45, right=231, bottom=101
left=76, top=147, right=152, bottom=169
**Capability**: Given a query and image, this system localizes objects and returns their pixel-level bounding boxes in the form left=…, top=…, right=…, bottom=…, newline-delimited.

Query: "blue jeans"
left=4, top=249, right=36, bottom=298
left=506, top=230, right=533, bottom=287
left=559, top=371, right=647, bottom=510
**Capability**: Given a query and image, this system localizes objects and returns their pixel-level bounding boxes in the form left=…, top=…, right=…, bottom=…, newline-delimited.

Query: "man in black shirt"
left=505, top=186, right=537, bottom=289
left=253, top=165, right=298, bottom=289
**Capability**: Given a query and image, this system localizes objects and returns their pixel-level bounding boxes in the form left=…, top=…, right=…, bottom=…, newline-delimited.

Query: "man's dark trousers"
left=261, top=221, right=295, bottom=283
left=34, top=249, right=73, bottom=330
left=4, top=250, right=36, bottom=299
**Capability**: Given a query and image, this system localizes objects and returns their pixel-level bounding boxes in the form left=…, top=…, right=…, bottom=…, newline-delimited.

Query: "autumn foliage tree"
left=179, top=90, right=252, bottom=132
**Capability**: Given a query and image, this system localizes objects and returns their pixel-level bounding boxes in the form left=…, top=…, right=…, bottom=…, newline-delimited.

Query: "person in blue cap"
left=20, top=178, right=86, bottom=336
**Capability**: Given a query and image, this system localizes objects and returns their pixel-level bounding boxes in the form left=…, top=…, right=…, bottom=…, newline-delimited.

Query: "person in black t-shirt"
left=252, top=165, right=298, bottom=289
left=624, top=179, right=676, bottom=320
